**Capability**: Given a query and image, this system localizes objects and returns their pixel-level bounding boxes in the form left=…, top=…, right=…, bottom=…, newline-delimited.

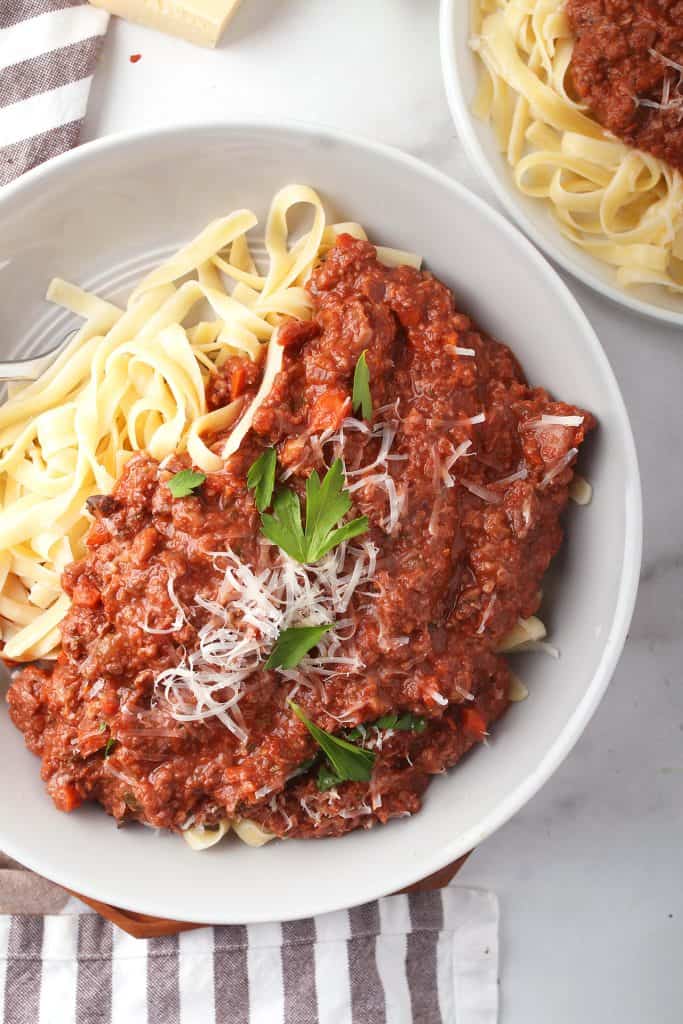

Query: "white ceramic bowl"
left=439, top=0, right=683, bottom=327
left=0, top=121, right=641, bottom=924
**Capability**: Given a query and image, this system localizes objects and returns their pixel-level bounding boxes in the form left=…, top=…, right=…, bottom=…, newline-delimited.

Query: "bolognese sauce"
left=568, top=0, right=683, bottom=172
left=7, top=236, right=593, bottom=840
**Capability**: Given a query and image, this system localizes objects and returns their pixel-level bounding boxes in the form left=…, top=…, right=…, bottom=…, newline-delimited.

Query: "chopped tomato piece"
left=461, top=707, right=488, bottom=740
left=309, top=390, right=350, bottom=432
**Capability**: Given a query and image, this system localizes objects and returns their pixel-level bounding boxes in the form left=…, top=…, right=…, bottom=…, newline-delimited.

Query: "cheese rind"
left=88, top=0, right=242, bottom=47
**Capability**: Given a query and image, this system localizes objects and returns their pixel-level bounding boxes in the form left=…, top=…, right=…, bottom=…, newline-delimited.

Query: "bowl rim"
left=438, top=0, right=683, bottom=329
left=0, top=118, right=642, bottom=921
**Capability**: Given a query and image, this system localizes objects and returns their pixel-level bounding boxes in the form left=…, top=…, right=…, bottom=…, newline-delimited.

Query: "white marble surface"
left=83, top=2, right=683, bottom=1020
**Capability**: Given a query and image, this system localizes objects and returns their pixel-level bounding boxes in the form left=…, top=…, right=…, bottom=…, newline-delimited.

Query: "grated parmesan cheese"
left=300, top=797, right=321, bottom=825
left=458, top=411, right=486, bottom=426
left=347, top=471, right=403, bottom=533
left=634, top=50, right=683, bottom=116
left=493, top=466, right=528, bottom=486
left=441, top=439, right=473, bottom=488
left=540, top=447, right=578, bottom=489
left=461, top=479, right=502, bottom=504
left=476, top=592, right=497, bottom=635
left=539, top=414, right=583, bottom=427
left=153, top=539, right=379, bottom=738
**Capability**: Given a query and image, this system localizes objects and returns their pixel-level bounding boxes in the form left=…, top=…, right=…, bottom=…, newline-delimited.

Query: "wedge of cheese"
left=88, top=0, right=242, bottom=48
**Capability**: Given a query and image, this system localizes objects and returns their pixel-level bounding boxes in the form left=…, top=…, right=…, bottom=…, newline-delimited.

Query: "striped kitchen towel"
left=0, top=888, right=499, bottom=1023
left=0, top=0, right=109, bottom=187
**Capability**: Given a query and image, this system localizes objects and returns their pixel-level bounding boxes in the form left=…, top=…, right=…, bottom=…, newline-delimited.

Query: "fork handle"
left=0, top=354, right=51, bottom=382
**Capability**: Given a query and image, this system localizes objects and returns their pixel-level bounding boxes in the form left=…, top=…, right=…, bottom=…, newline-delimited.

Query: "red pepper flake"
left=129, top=53, right=142, bottom=63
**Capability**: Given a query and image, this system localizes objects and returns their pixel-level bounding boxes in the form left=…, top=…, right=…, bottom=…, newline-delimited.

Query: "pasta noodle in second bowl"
left=440, top=0, right=683, bottom=323
left=471, top=0, right=683, bottom=293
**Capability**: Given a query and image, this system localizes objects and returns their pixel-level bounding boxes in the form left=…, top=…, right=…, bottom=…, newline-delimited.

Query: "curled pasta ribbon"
left=183, top=818, right=275, bottom=851
left=471, top=0, right=683, bottom=293
left=129, top=209, right=258, bottom=299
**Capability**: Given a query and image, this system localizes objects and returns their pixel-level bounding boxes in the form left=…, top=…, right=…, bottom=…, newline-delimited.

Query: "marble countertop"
left=84, top=2, right=683, bottom=1020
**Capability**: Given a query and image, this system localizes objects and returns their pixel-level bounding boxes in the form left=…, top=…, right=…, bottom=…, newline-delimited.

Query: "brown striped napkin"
left=0, top=862, right=499, bottom=1023
left=0, top=0, right=109, bottom=187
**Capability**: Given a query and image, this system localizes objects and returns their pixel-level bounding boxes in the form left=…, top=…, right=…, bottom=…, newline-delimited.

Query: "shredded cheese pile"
left=153, top=540, right=378, bottom=742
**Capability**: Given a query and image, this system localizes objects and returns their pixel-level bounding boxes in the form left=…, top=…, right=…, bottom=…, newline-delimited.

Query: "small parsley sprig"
left=167, top=469, right=206, bottom=498
left=374, top=712, right=426, bottom=734
left=352, top=350, right=373, bottom=420
left=289, top=701, right=376, bottom=786
left=345, top=712, right=426, bottom=743
left=265, top=624, right=332, bottom=670
left=286, top=712, right=427, bottom=792
left=261, top=459, right=368, bottom=564
left=247, top=447, right=277, bottom=512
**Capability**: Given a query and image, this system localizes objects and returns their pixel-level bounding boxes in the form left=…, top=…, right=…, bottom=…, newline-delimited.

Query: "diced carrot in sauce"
left=55, top=783, right=82, bottom=813
left=461, top=707, right=488, bottom=740
left=309, top=390, right=350, bottom=432
left=230, top=365, right=247, bottom=399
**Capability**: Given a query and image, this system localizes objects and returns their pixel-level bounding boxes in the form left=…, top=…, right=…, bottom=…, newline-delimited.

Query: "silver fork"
left=0, top=333, right=74, bottom=382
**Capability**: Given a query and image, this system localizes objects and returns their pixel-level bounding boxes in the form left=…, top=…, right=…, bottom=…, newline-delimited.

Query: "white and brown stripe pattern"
left=0, top=0, right=109, bottom=186
left=0, top=888, right=499, bottom=1023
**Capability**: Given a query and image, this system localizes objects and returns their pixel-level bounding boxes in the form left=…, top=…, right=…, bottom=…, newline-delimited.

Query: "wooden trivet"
left=67, top=852, right=471, bottom=939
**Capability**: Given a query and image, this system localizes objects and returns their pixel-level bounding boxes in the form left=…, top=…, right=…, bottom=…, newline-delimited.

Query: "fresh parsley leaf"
left=247, top=447, right=277, bottom=512
left=167, top=469, right=206, bottom=498
left=98, top=721, right=107, bottom=734
left=260, top=459, right=368, bottom=564
left=265, top=624, right=333, bottom=670
left=104, top=737, right=116, bottom=758
left=304, top=459, right=353, bottom=559
left=374, top=712, right=427, bottom=733
left=316, top=763, right=343, bottom=792
left=396, top=713, right=427, bottom=733
left=289, top=701, right=376, bottom=783
left=261, top=488, right=307, bottom=562
left=344, top=724, right=367, bottom=742
left=352, top=350, right=373, bottom=420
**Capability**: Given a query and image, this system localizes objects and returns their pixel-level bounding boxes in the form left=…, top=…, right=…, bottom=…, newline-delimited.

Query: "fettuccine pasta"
left=0, top=186, right=378, bottom=663
left=471, top=0, right=683, bottom=293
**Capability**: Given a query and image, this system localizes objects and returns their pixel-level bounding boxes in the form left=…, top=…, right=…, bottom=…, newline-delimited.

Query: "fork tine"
left=0, top=354, right=55, bottom=382
left=0, top=331, right=76, bottom=383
